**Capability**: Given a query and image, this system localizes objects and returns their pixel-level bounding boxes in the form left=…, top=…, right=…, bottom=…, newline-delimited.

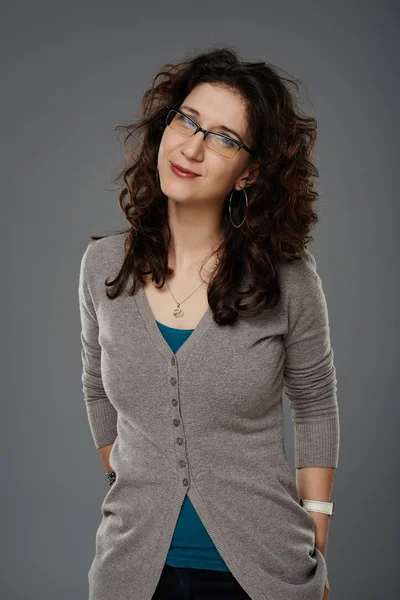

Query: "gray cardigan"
left=78, top=232, right=339, bottom=600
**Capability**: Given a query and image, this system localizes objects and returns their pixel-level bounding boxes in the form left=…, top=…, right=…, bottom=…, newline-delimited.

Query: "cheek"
left=158, top=130, right=175, bottom=160
left=204, top=154, right=235, bottom=182
left=210, top=163, right=239, bottom=194
left=160, top=127, right=182, bottom=152
left=158, top=132, right=169, bottom=158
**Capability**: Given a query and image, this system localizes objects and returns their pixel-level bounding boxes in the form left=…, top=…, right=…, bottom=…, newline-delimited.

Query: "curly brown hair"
left=91, top=45, right=320, bottom=326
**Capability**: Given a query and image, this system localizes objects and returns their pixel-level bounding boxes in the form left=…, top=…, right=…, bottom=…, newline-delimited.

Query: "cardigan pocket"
left=297, top=502, right=317, bottom=545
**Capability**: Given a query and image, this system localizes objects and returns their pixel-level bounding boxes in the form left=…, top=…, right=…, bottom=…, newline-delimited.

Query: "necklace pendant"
left=173, top=306, right=184, bottom=318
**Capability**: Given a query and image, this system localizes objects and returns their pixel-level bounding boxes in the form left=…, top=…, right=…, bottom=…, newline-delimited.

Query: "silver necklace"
left=165, top=258, right=220, bottom=318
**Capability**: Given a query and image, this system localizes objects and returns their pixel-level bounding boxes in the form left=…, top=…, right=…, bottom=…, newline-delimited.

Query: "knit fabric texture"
left=78, top=232, right=339, bottom=600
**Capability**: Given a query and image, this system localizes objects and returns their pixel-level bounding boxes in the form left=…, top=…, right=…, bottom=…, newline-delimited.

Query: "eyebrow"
left=180, top=105, right=245, bottom=144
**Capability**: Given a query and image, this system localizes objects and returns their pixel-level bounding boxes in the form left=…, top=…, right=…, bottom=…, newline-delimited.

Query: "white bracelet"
left=300, top=499, right=334, bottom=516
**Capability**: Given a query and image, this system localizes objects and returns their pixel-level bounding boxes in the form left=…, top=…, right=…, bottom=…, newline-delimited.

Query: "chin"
left=162, top=176, right=195, bottom=195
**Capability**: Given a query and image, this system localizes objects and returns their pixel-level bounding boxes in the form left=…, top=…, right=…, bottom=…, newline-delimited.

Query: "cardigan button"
left=179, top=460, right=186, bottom=468
left=171, top=357, right=176, bottom=365
left=176, top=437, right=183, bottom=445
left=173, top=418, right=180, bottom=426
left=182, top=478, right=188, bottom=487
left=170, top=377, right=177, bottom=386
left=172, top=398, right=178, bottom=406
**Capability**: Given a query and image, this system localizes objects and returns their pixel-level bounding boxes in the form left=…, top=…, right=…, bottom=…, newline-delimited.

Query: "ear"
left=235, top=161, right=260, bottom=189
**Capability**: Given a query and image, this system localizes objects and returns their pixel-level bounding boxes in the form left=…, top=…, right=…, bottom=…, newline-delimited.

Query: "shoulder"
left=279, top=247, right=318, bottom=287
left=80, top=231, right=127, bottom=280
left=278, top=247, right=324, bottom=308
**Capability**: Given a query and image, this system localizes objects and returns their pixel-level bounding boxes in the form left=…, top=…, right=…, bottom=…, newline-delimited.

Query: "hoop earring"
left=229, top=186, right=248, bottom=228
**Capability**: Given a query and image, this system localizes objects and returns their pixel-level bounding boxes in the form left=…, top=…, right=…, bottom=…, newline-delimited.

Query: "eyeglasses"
left=165, top=106, right=254, bottom=159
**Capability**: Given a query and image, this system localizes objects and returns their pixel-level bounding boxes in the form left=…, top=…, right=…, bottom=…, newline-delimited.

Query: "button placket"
left=169, top=354, right=189, bottom=488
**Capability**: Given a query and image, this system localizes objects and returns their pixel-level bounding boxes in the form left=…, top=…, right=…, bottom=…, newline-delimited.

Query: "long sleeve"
left=283, top=249, right=340, bottom=469
left=78, top=243, right=118, bottom=449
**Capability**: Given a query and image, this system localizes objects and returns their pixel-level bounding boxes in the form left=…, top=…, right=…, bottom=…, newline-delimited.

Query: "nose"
left=180, top=130, right=206, bottom=159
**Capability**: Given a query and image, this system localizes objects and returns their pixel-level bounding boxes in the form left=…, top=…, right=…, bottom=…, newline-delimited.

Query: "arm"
left=99, top=443, right=114, bottom=474
left=78, top=243, right=118, bottom=451
left=296, top=466, right=335, bottom=558
left=282, top=249, right=339, bottom=563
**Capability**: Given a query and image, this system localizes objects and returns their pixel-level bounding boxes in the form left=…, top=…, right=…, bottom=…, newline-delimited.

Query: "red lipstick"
left=170, top=163, right=200, bottom=178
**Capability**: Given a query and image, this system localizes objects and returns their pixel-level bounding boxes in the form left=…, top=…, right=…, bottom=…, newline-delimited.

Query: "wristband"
left=300, top=498, right=334, bottom=516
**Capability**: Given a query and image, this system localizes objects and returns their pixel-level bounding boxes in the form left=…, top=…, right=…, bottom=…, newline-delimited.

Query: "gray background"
left=1, top=1, right=397, bottom=598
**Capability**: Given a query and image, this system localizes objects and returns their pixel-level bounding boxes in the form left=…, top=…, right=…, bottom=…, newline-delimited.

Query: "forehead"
left=181, top=83, right=249, bottom=138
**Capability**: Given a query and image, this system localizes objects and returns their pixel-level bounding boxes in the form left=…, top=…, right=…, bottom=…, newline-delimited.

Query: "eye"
left=178, top=114, right=196, bottom=127
left=215, top=135, right=236, bottom=148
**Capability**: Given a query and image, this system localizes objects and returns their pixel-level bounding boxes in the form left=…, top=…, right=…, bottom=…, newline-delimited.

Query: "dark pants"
left=151, top=563, right=252, bottom=599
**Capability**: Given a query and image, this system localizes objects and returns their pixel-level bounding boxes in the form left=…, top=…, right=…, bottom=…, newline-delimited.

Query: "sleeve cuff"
left=294, top=415, right=340, bottom=468
left=86, top=399, right=118, bottom=449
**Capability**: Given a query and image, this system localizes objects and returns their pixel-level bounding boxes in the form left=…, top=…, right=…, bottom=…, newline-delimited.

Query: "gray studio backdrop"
left=2, top=1, right=397, bottom=598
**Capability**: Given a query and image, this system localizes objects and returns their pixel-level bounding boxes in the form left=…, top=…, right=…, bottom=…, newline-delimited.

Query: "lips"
left=172, top=163, right=199, bottom=175
left=170, top=162, right=200, bottom=177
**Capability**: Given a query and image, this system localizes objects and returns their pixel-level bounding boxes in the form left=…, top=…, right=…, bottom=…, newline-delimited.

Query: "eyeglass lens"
left=166, top=110, right=239, bottom=158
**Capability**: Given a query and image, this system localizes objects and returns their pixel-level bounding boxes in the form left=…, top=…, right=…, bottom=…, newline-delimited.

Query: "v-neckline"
left=133, top=280, right=214, bottom=366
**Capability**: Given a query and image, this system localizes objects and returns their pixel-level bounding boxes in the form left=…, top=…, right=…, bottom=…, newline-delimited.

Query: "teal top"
left=155, top=319, right=230, bottom=572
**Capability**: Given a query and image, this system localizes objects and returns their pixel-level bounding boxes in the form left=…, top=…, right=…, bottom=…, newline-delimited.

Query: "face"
left=157, top=82, right=258, bottom=208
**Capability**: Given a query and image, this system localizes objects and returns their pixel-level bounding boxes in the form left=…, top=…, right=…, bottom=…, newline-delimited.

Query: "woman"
left=78, top=46, right=338, bottom=600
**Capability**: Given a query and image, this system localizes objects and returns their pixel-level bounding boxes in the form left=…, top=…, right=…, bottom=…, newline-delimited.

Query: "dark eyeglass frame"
left=165, top=105, right=254, bottom=158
